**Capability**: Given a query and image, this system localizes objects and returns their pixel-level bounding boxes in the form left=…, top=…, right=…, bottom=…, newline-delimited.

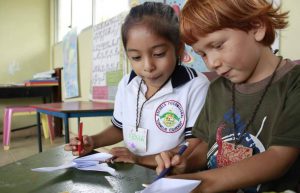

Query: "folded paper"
left=137, top=178, right=201, bottom=193
left=31, top=152, right=116, bottom=175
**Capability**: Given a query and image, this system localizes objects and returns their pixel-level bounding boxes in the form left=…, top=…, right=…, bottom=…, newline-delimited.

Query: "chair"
left=2, top=106, right=54, bottom=150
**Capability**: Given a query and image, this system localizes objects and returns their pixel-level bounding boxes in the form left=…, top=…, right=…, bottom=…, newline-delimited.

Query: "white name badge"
left=125, top=127, right=148, bottom=153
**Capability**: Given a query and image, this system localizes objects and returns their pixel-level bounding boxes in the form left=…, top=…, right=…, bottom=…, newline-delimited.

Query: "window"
left=57, top=0, right=71, bottom=42
left=72, top=0, right=92, bottom=32
left=56, top=0, right=128, bottom=42
left=94, top=0, right=129, bottom=24
left=57, top=0, right=92, bottom=42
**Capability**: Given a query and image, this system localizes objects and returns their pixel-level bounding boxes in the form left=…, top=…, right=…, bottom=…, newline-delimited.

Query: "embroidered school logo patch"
left=155, top=100, right=185, bottom=133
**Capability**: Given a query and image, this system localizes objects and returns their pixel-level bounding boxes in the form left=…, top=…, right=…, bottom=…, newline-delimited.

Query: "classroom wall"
left=0, top=0, right=51, bottom=83
left=53, top=27, right=112, bottom=138
left=0, top=0, right=51, bottom=132
left=281, top=1, right=300, bottom=60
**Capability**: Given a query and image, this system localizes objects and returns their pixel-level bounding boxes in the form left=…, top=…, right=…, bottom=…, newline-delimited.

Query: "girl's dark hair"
left=121, top=2, right=183, bottom=56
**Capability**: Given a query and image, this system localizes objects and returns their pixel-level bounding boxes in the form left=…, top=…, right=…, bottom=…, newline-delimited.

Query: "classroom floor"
left=0, top=126, right=65, bottom=167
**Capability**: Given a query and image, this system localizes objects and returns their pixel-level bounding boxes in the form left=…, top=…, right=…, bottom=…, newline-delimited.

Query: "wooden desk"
left=31, top=101, right=114, bottom=152
left=0, top=146, right=156, bottom=193
left=0, top=68, right=62, bottom=102
left=0, top=85, right=58, bottom=102
left=0, top=85, right=62, bottom=135
left=0, top=68, right=63, bottom=136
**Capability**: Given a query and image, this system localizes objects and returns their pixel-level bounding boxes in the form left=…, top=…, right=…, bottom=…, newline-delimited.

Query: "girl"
left=65, top=2, right=209, bottom=168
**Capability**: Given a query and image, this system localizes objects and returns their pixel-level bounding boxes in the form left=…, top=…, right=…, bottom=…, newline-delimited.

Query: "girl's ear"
left=250, top=19, right=267, bottom=42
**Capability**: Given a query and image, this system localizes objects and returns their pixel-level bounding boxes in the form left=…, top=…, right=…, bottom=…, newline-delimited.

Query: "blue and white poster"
left=63, top=28, right=79, bottom=98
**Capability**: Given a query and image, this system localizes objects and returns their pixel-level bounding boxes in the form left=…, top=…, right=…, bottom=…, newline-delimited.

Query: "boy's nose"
left=206, top=55, right=221, bottom=70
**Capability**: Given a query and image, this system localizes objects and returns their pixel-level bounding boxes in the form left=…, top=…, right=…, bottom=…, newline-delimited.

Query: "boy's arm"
left=155, top=140, right=208, bottom=174
left=174, top=145, right=300, bottom=193
left=138, top=138, right=202, bottom=168
left=184, top=140, right=209, bottom=172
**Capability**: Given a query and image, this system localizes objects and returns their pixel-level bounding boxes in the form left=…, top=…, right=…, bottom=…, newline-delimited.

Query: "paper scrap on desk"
left=139, top=178, right=201, bottom=193
left=31, top=152, right=117, bottom=175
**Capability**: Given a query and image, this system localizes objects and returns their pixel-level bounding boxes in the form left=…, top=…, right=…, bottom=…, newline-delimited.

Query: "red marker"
left=77, top=122, right=83, bottom=155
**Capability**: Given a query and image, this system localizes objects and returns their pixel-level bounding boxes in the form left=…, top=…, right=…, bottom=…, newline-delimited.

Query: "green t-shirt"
left=193, top=60, right=300, bottom=192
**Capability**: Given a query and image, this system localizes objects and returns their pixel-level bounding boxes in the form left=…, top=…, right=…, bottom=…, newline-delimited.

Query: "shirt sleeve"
left=271, top=74, right=300, bottom=147
left=111, top=75, right=129, bottom=129
left=185, top=73, right=209, bottom=138
left=192, top=85, right=211, bottom=143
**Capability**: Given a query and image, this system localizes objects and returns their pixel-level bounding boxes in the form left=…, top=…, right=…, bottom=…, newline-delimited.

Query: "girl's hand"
left=109, top=147, right=139, bottom=163
left=64, top=135, right=94, bottom=156
left=155, top=151, right=187, bottom=175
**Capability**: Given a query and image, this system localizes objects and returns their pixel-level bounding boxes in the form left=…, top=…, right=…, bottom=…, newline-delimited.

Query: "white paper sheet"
left=138, top=178, right=201, bottom=193
left=31, top=152, right=117, bottom=175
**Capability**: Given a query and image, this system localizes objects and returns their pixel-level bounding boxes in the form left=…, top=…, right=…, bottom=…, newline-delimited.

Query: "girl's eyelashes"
left=128, top=51, right=166, bottom=61
left=131, top=56, right=141, bottom=61
left=153, top=52, right=166, bottom=57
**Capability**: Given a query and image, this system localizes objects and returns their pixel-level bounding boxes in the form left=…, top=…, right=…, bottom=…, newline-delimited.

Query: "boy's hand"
left=64, top=135, right=94, bottom=156
left=108, top=147, right=139, bottom=163
left=155, top=151, right=187, bottom=175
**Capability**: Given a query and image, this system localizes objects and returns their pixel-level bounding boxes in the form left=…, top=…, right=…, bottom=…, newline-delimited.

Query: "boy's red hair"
left=180, top=0, right=288, bottom=46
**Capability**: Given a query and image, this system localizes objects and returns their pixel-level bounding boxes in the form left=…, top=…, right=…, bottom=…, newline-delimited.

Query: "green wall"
left=53, top=28, right=113, bottom=142
left=281, top=0, right=300, bottom=60
left=0, top=0, right=51, bottom=132
left=0, top=0, right=51, bottom=83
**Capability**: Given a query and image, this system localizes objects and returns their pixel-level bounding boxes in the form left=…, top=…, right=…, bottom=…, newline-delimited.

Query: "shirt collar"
left=127, top=65, right=198, bottom=88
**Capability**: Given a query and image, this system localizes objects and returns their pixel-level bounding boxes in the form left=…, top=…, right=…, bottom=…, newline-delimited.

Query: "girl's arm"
left=110, top=138, right=201, bottom=169
left=174, top=145, right=300, bottom=193
left=64, top=124, right=123, bottom=156
left=91, top=125, right=124, bottom=148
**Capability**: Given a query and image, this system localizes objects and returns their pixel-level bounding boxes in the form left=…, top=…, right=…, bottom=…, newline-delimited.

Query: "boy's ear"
left=251, top=19, right=267, bottom=42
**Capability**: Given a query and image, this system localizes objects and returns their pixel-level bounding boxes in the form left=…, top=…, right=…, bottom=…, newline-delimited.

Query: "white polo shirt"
left=112, top=65, right=209, bottom=156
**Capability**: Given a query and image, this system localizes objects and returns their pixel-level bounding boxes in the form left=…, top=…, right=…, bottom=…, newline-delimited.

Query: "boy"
left=155, top=0, right=300, bottom=192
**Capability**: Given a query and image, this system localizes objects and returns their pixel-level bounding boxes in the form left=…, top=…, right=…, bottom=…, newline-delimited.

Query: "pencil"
left=78, top=122, right=83, bottom=155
